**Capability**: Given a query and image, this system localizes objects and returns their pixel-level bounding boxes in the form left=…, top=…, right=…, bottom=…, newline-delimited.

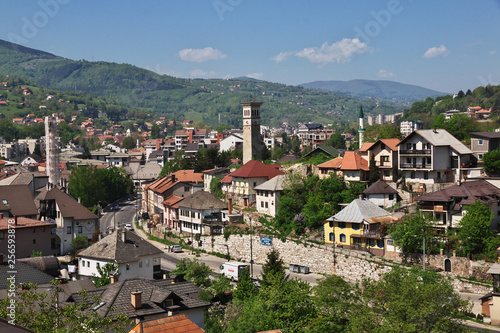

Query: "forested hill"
left=0, top=39, right=402, bottom=127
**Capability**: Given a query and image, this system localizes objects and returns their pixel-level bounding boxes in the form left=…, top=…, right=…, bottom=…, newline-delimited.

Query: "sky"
left=1, top=0, right=500, bottom=94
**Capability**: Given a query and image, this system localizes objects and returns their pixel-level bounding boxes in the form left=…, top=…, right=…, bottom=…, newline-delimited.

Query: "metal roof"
left=327, top=198, right=398, bottom=224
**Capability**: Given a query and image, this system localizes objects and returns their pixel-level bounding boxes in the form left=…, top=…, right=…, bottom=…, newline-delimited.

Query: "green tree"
left=150, top=123, right=160, bottom=139
left=484, top=148, right=500, bottom=175
left=348, top=266, right=470, bottom=333
left=210, top=177, right=223, bottom=199
left=70, top=235, right=88, bottom=256
left=121, top=135, right=136, bottom=149
left=0, top=281, right=132, bottom=333
left=171, top=258, right=212, bottom=288
left=232, top=270, right=257, bottom=302
left=327, top=132, right=346, bottom=149
left=93, top=262, right=119, bottom=288
left=369, top=154, right=380, bottom=183
left=389, top=212, right=440, bottom=260
left=261, top=248, right=287, bottom=286
left=308, top=275, right=358, bottom=332
left=458, top=200, right=496, bottom=257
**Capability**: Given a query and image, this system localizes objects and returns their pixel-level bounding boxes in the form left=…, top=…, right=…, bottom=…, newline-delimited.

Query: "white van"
left=220, top=262, right=250, bottom=281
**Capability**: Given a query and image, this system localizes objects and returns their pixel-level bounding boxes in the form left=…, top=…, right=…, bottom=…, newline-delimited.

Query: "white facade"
left=219, top=134, right=243, bottom=152
left=365, top=193, right=397, bottom=209
left=400, top=120, right=424, bottom=137
left=55, top=218, right=96, bottom=254
left=178, top=207, right=227, bottom=235
left=255, top=190, right=280, bottom=217
left=78, top=254, right=160, bottom=280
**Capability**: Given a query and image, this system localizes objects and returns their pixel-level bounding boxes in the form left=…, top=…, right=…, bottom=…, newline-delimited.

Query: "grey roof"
left=77, top=229, right=163, bottom=263
left=487, top=263, right=500, bottom=275
left=327, top=198, right=398, bottom=224
left=72, top=278, right=210, bottom=319
left=470, top=132, right=500, bottom=139
left=254, top=174, right=287, bottom=191
left=400, top=129, right=472, bottom=155
left=276, top=155, right=299, bottom=163
left=303, top=145, right=339, bottom=158
left=133, top=162, right=162, bottom=180
left=0, top=317, right=38, bottom=333
left=0, top=261, right=54, bottom=289
left=0, top=184, right=38, bottom=216
left=185, top=142, right=199, bottom=151
left=363, top=180, right=398, bottom=195
left=18, top=256, right=60, bottom=277
left=177, top=190, right=227, bottom=210
left=36, top=187, right=98, bottom=221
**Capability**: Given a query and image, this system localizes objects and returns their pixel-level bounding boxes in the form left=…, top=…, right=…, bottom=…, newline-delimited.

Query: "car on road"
left=171, top=245, right=182, bottom=253
left=128, top=196, right=134, bottom=201
left=124, top=224, right=133, bottom=231
left=112, top=204, right=120, bottom=210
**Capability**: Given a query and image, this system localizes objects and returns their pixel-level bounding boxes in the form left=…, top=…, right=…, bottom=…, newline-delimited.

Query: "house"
left=77, top=229, right=163, bottom=280
left=37, top=186, right=98, bottom=254
left=341, top=151, right=369, bottom=182
left=254, top=174, right=287, bottom=217
left=400, top=120, right=424, bottom=137
left=302, top=146, right=339, bottom=160
left=174, top=128, right=208, bottom=151
left=0, top=216, right=58, bottom=258
left=224, top=160, right=285, bottom=205
left=106, top=152, right=131, bottom=167
left=397, top=129, right=474, bottom=185
left=71, top=278, right=210, bottom=329
left=0, top=253, right=54, bottom=289
left=219, top=134, right=243, bottom=152
left=129, top=315, right=204, bottom=333
left=176, top=190, right=228, bottom=235
left=202, top=167, right=230, bottom=192
left=366, top=138, right=400, bottom=182
left=132, top=162, right=162, bottom=189
left=416, top=180, right=500, bottom=231
left=363, top=179, right=399, bottom=209
left=317, top=157, right=343, bottom=179
left=20, top=154, right=43, bottom=168
left=324, top=198, right=400, bottom=256
left=470, top=132, right=500, bottom=161
left=0, top=184, right=39, bottom=219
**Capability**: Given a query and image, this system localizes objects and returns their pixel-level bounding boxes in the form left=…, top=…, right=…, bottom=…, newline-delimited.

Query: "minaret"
left=45, top=115, right=60, bottom=186
left=242, top=101, right=262, bottom=164
left=358, top=106, right=365, bottom=148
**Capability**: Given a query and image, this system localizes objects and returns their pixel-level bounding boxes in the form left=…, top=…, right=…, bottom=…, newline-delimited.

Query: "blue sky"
left=2, top=0, right=500, bottom=93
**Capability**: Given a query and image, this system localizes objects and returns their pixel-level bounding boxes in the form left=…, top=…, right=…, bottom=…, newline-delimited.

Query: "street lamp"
left=191, top=203, right=194, bottom=255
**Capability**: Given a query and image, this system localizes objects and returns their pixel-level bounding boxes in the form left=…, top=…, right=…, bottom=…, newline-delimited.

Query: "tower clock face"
left=244, top=120, right=250, bottom=125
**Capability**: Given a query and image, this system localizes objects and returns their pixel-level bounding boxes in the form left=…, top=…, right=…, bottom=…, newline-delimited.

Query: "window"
left=87, top=261, right=90, bottom=267
left=377, top=239, right=384, bottom=248
left=261, top=201, right=264, bottom=207
left=33, top=239, right=36, bottom=245
left=96, top=263, right=100, bottom=269
left=478, top=139, right=483, bottom=145
left=67, top=226, right=71, bottom=234
left=329, top=221, right=333, bottom=228
left=340, top=234, right=346, bottom=243
left=82, top=260, right=85, bottom=267
left=329, top=233, right=334, bottom=242
left=427, top=158, right=431, bottom=164
left=387, top=239, right=394, bottom=246
left=253, top=182, right=257, bottom=187
left=351, top=223, right=360, bottom=230
left=382, top=156, right=389, bottom=162
left=265, top=202, right=268, bottom=208
left=146, top=259, right=150, bottom=267
left=478, top=154, right=483, bottom=160
left=424, top=171, right=428, bottom=180
left=78, top=226, right=83, bottom=233
left=389, top=194, right=394, bottom=200
left=139, top=261, right=142, bottom=268
left=126, top=264, right=130, bottom=271
left=369, top=239, right=375, bottom=247
left=338, top=222, right=346, bottom=229
left=410, top=171, right=415, bottom=179
left=381, top=143, right=386, bottom=150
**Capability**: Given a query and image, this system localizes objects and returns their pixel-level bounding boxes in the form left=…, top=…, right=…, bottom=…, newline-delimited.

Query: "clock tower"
left=242, top=101, right=262, bottom=164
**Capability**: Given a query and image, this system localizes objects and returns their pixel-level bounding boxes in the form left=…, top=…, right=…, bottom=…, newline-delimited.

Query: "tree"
left=70, top=235, right=88, bottom=257
left=0, top=281, right=132, bottom=333
left=210, top=177, right=223, bottom=199
left=261, top=141, right=271, bottom=161
left=121, top=135, right=136, bottom=149
left=369, top=154, right=380, bottom=183
left=389, top=212, right=440, bottom=260
left=458, top=200, right=496, bottom=257
left=93, top=262, right=119, bottom=288
left=171, top=258, right=212, bottom=288
left=483, top=148, right=500, bottom=175
left=349, top=266, right=470, bottom=333
left=150, top=123, right=160, bottom=139
left=308, top=275, right=359, bottom=332
left=327, top=132, right=346, bottom=149
left=232, top=270, right=257, bottom=302
left=261, top=248, right=287, bottom=286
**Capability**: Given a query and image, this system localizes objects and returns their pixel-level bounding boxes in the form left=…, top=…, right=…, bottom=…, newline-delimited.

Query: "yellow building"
left=324, top=198, right=399, bottom=256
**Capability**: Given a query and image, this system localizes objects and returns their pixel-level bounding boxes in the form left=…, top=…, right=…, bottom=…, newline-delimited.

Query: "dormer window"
left=164, top=299, right=174, bottom=307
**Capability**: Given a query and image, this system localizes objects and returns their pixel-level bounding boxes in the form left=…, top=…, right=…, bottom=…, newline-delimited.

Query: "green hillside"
left=0, top=39, right=402, bottom=127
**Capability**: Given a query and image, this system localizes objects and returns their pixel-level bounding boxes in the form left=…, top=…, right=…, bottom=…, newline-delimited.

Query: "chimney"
left=156, top=138, right=161, bottom=151
left=131, top=291, right=142, bottom=309
left=110, top=275, right=118, bottom=284
left=121, top=229, right=126, bottom=243
left=228, top=198, right=232, bottom=215
left=171, top=174, right=176, bottom=182
left=170, top=277, right=176, bottom=284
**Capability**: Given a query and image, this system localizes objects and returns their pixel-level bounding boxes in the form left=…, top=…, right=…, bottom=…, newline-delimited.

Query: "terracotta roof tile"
left=229, top=160, right=284, bottom=179
left=318, top=157, right=343, bottom=169
left=340, top=151, right=369, bottom=171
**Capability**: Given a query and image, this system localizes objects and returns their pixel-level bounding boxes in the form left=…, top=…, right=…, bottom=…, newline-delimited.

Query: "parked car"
left=112, top=204, right=120, bottom=210
left=124, top=224, right=133, bottom=231
left=172, top=245, right=183, bottom=253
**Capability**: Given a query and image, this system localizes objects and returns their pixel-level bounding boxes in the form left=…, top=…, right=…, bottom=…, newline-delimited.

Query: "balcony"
left=363, top=230, right=382, bottom=238
left=400, top=149, right=431, bottom=155
left=399, top=163, right=429, bottom=169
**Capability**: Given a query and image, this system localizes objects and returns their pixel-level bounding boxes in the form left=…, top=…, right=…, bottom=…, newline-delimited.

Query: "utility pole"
left=191, top=203, right=194, bottom=255
left=250, top=215, right=253, bottom=278
left=423, top=236, right=426, bottom=270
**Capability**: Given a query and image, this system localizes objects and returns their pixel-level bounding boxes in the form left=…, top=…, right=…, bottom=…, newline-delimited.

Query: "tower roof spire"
left=359, top=105, right=364, bottom=119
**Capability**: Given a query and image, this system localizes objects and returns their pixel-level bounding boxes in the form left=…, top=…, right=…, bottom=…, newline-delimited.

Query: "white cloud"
left=179, top=47, right=227, bottom=63
left=246, top=73, right=263, bottom=80
left=223, top=74, right=233, bottom=80
left=423, top=45, right=450, bottom=58
left=377, top=69, right=395, bottom=78
left=188, top=69, right=218, bottom=78
left=295, top=38, right=372, bottom=64
left=272, top=51, right=294, bottom=64
left=490, top=50, right=496, bottom=55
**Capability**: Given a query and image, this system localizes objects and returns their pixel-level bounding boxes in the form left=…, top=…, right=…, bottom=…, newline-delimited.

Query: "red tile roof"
left=161, top=195, right=184, bottom=208
left=318, top=156, right=343, bottom=169
left=172, top=170, right=203, bottom=183
left=129, top=314, right=204, bottom=333
left=0, top=217, right=54, bottom=230
left=230, top=160, right=285, bottom=179
left=359, top=142, right=374, bottom=152
left=340, top=151, right=369, bottom=171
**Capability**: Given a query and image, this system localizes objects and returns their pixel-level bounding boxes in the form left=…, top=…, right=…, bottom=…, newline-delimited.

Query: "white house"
left=177, top=190, right=228, bottom=235
left=219, top=134, right=243, bottom=152
left=254, top=174, right=287, bottom=217
left=397, top=129, right=474, bottom=185
left=77, top=229, right=163, bottom=280
left=363, top=179, right=399, bottom=209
